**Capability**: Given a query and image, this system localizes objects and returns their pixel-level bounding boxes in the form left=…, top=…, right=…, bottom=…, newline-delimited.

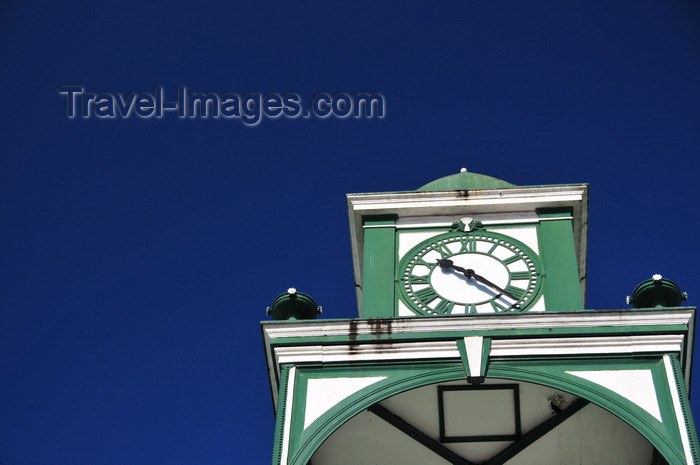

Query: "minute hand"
left=464, top=269, right=518, bottom=300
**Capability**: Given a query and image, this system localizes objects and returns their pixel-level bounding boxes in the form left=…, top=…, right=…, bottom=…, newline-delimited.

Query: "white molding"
left=491, top=335, right=683, bottom=357
left=275, top=340, right=459, bottom=365
left=270, top=335, right=685, bottom=377
left=275, top=345, right=324, bottom=365
left=263, top=309, right=694, bottom=341
left=394, top=215, right=572, bottom=229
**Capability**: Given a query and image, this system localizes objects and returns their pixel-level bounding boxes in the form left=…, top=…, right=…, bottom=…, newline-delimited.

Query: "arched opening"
left=309, top=377, right=665, bottom=465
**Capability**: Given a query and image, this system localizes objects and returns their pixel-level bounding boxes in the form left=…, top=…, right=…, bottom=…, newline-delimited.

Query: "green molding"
left=272, top=365, right=292, bottom=465
left=536, top=208, right=584, bottom=310
left=667, top=355, right=700, bottom=463
left=361, top=215, right=398, bottom=318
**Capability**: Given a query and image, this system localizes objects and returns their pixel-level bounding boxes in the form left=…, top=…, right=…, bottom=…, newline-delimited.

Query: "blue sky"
left=2, top=1, right=700, bottom=464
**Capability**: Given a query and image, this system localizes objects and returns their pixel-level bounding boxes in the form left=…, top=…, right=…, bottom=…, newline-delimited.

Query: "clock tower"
left=262, top=171, right=698, bottom=464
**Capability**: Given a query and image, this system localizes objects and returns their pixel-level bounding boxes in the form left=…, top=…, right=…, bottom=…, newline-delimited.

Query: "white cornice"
left=272, top=334, right=684, bottom=366
left=262, top=308, right=695, bottom=402
left=262, top=308, right=692, bottom=340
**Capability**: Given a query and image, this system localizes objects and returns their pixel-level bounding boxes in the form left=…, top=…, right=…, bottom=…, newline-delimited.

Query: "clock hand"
left=464, top=269, right=518, bottom=300
left=437, top=259, right=518, bottom=301
left=437, top=258, right=468, bottom=274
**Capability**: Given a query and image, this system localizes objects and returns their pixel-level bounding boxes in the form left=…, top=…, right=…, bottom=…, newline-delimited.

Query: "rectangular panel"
left=438, top=384, right=521, bottom=442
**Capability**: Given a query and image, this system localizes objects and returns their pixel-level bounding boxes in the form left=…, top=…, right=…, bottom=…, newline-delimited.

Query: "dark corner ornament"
left=626, top=274, right=688, bottom=309
left=267, top=288, right=322, bottom=320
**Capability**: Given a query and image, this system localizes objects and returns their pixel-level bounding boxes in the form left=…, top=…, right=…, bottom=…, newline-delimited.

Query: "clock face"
left=398, top=231, right=542, bottom=315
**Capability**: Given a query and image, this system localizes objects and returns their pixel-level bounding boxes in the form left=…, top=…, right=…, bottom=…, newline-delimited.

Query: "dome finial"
left=460, top=167, right=467, bottom=173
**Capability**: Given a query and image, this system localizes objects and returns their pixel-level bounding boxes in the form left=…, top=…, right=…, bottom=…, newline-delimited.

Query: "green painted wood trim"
left=667, top=355, right=700, bottom=463
left=456, top=338, right=470, bottom=377
left=271, top=365, right=292, bottom=465
left=361, top=215, right=398, bottom=318
left=287, top=370, right=309, bottom=462
left=536, top=208, right=584, bottom=310
left=481, top=338, right=492, bottom=377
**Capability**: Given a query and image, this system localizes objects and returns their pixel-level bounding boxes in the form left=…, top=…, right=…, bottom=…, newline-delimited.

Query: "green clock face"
left=398, top=230, right=542, bottom=315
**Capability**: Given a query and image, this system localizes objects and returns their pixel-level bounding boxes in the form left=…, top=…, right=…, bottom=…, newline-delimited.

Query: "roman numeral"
left=416, top=257, right=437, bottom=269
left=459, top=236, right=477, bottom=253
left=407, top=274, right=430, bottom=285
left=433, top=243, right=453, bottom=258
left=490, top=301, right=509, bottom=312
left=503, top=255, right=522, bottom=265
left=509, top=271, right=531, bottom=280
left=413, top=287, right=439, bottom=304
left=504, top=285, right=526, bottom=300
left=433, top=299, right=455, bottom=314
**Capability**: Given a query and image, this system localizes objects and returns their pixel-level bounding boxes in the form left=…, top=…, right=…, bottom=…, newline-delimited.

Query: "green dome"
left=417, top=170, right=516, bottom=191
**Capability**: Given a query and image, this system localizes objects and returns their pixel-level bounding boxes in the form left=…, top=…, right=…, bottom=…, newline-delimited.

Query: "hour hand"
left=437, top=259, right=468, bottom=274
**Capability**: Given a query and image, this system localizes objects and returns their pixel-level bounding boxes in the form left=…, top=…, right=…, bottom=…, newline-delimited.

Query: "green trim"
left=667, top=355, right=700, bottom=463
left=483, top=222, right=541, bottom=230
left=288, top=369, right=308, bottom=462
left=361, top=215, right=398, bottom=317
left=272, top=365, right=292, bottom=465
left=650, top=359, right=689, bottom=464
left=481, top=338, right=492, bottom=376
left=456, top=338, right=470, bottom=377
left=536, top=208, right=584, bottom=310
